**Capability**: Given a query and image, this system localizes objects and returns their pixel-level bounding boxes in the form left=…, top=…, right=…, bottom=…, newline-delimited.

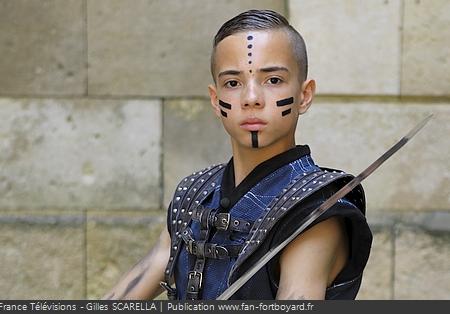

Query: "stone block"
left=289, top=0, right=401, bottom=95
left=0, top=212, right=84, bottom=299
left=86, top=210, right=165, bottom=299
left=296, top=100, right=450, bottom=211
left=163, top=99, right=231, bottom=206
left=394, top=226, right=450, bottom=299
left=401, top=0, right=450, bottom=96
left=0, top=0, right=85, bottom=95
left=0, top=98, right=161, bottom=210
left=87, top=0, right=285, bottom=97
left=357, top=228, right=393, bottom=300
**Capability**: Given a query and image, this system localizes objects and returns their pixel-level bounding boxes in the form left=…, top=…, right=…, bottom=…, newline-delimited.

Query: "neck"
left=231, top=138, right=295, bottom=187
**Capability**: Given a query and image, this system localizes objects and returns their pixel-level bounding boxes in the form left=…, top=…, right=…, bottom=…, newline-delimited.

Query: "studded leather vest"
left=161, top=149, right=372, bottom=300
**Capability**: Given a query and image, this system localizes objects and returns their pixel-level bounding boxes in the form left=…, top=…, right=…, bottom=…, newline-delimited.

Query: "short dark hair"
left=211, top=9, right=308, bottom=82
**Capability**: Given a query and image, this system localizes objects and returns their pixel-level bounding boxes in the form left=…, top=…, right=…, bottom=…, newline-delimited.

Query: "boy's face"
left=209, top=29, right=315, bottom=151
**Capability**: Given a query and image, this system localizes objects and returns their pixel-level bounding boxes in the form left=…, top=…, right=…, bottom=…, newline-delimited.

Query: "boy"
left=104, top=9, right=372, bottom=300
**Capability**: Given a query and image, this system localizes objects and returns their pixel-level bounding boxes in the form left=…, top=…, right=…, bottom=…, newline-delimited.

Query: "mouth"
left=240, top=118, right=267, bottom=131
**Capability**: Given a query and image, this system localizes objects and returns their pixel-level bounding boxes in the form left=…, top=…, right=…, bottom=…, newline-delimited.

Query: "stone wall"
left=0, top=0, right=448, bottom=299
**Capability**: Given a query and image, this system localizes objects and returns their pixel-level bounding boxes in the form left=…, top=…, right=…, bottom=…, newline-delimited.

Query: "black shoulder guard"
left=162, top=164, right=225, bottom=294
left=228, top=167, right=364, bottom=285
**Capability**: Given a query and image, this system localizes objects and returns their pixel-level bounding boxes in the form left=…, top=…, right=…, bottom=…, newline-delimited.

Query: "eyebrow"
left=259, top=66, right=289, bottom=73
left=218, top=70, right=242, bottom=78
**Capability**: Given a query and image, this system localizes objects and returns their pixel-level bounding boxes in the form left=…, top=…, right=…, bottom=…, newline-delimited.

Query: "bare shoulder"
left=276, top=216, right=348, bottom=300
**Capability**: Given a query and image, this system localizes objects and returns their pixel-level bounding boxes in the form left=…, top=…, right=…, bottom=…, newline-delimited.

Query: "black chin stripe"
left=282, top=108, right=292, bottom=116
left=251, top=131, right=258, bottom=148
left=220, top=110, right=228, bottom=117
left=276, top=97, right=294, bottom=107
left=219, top=100, right=232, bottom=110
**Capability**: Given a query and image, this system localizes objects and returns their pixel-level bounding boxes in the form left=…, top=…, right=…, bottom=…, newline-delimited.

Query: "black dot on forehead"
left=247, top=44, right=253, bottom=49
left=248, top=61, right=252, bottom=64
left=248, top=52, right=252, bottom=57
left=247, top=35, right=253, bottom=40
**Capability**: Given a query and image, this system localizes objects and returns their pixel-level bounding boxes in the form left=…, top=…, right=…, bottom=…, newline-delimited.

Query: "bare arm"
left=276, top=217, right=348, bottom=300
left=102, top=227, right=171, bottom=300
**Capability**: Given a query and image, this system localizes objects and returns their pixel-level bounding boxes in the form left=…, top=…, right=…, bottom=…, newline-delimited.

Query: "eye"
left=224, top=80, right=240, bottom=88
left=267, top=77, right=283, bottom=85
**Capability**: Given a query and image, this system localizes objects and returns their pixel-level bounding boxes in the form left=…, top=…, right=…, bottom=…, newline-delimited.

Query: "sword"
left=217, top=114, right=433, bottom=300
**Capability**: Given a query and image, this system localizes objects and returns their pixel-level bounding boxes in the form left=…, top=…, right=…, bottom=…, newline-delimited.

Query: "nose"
left=241, top=81, right=264, bottom=109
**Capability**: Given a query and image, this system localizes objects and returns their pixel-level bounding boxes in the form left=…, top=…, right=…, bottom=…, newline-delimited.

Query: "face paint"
left=247, top=34, right=253, bottom=73
left=219, top=100, right=232, bottom=118
left=276, top=97, right=294, bottom=107
left=251, top=131, right=259, bottom=148
left=281, top=108, right=292, bottom=116
left=219, top=100, right=232, bottom=109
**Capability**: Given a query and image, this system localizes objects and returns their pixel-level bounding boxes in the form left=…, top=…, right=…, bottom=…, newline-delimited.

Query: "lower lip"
left=240, top=123, right=267, bottom=131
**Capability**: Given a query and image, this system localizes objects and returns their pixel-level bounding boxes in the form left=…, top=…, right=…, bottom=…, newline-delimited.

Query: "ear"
left=298, top=79, right=316, bottom=115
left=208, top=84, right=221, bottom=118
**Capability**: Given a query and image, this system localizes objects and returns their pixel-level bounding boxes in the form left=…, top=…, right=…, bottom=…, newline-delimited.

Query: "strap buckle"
left=188, top=271, right=203, bottom=289
left=215, top=213, right=230, bottom=230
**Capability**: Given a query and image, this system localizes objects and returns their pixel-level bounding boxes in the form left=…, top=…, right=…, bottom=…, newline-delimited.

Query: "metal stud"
left=172, top=220, right=176, bottom=225
left=193, top=188, right=197, bottom=192
left=173, top=208, right=178, bottom=213
left=177, top=220, right=182, bottom=224
left=176, top=197, right=181, bottom=201
left=181, top=208, right=185, bottom=213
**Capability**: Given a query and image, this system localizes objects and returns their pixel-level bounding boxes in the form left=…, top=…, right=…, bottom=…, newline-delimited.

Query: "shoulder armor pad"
left=164, top=164, right=225, bottom=279
left=228, top=167, right=365, bottom=284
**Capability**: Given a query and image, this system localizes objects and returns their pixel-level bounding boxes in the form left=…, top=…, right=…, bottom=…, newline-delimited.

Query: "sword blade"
left=217, top=114, right=432, bottom=300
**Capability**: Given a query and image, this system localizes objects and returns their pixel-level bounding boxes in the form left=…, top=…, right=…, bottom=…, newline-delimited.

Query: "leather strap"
left=192, top=206, right=253, bottom=233
left=181, top=227, right=242, bottom=259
